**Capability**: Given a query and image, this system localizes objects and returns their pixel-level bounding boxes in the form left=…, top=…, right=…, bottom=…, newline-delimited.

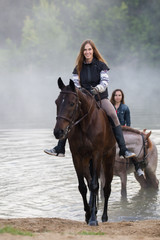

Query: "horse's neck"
left=77, top=91, right=96, bottom=129
left=78, top=90, right=94, bottom=114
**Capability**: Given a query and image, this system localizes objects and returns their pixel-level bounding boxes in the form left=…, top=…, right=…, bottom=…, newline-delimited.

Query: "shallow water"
left=0, top=128, right=160, bottom=222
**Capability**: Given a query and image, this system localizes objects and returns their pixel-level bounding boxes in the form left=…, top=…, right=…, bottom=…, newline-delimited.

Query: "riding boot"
left=56, top=138, right=67, bottom=152
left=112, top=125, right=136, bottom=159
left=44, top=138, right=67, bottom=156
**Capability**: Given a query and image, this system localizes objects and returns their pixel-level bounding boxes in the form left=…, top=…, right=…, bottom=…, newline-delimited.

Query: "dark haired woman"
left=110, top=89, right=130, bottom=126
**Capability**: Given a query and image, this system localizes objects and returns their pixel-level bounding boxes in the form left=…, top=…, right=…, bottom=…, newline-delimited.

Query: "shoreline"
left=0, top=218, right=160, bottom=240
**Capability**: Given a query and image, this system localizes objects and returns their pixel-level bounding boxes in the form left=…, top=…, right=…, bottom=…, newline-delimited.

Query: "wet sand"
left=0, top=218, right=160, bottom=240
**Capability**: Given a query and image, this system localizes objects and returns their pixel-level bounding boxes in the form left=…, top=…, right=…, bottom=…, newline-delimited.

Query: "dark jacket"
left=72, top=58, right=109, bottom=100
left=115, top=103, right=131, bottom=126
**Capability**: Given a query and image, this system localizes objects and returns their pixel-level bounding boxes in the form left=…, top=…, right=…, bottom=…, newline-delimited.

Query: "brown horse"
left=114, top=126, right=159, bottom=198
left=54, top=78, right=116, bottom=225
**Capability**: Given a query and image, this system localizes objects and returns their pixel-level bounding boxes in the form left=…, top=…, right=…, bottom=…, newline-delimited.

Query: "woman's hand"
left=90, top=86, right=99, bottom=95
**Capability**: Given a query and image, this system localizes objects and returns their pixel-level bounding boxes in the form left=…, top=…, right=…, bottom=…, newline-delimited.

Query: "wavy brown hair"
left=110, top=89, right=125, bottom=105
left=75, top=39, right=108, bottom=78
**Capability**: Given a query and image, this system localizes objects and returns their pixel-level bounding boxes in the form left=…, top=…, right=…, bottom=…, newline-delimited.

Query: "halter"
left=56, top=90, right=94, bottom=135
left=135, top=133, right=148, bottom=168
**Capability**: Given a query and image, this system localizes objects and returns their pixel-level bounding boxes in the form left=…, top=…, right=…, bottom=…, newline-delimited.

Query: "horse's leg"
left=72, top=155, right=91, bottom=223
left=143, top=167, right=159, bottom=189
left=77, top=176, right=91, bottom=224
left=120, top=172, right=127, bottom=199
left=88, top=159, right=99, bottom=226
left=134, top=172, right=148, bottom=188
left=102, top=160, right=114, bottom=222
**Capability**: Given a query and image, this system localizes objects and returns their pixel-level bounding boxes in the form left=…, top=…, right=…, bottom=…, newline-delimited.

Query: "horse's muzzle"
left=54, top=128, right=65, bottom=139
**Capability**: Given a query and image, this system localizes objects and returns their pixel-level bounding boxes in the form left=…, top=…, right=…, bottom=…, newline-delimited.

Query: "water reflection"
left=0, top=129, right=159, bottom=222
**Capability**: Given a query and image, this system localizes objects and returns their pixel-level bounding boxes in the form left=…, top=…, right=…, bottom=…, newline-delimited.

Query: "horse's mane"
left=122, top=126, right=141, bottom=134
left=77, top=88, right=101, bottom=109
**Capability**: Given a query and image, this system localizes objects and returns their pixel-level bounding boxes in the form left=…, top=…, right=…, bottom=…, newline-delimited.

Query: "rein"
left=56, top=89, right=94, bottom=134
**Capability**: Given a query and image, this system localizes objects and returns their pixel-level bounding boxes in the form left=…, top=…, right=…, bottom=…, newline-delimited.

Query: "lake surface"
left=0, top=128, right=160, bottom=222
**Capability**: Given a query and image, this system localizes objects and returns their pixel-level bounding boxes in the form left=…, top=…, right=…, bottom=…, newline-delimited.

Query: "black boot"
left=44, top=138, right=67, bottom=156
left=112, top=125, right=136, bottom=158
left=131, top=158, right=144, bottom=176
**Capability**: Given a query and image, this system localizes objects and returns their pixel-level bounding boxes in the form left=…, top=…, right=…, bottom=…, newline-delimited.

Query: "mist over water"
left=0, top=129, right=159, bottom=221
left=1, top=63, right=160, bottom=130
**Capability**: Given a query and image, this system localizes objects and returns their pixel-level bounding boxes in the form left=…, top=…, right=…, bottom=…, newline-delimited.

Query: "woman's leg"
left=44, top=138, right=67, bottom=156
left=101, top=99, right=135, bottom=158
left=101, top=99, right=143, bottom=175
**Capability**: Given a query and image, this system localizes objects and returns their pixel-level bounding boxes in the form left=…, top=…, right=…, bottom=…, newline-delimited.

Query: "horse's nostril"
left=54, top=129, right=64, bottom=139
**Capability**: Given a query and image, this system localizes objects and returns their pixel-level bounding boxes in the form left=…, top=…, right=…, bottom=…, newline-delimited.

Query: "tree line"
left=0, top=0, right=160, bottom=74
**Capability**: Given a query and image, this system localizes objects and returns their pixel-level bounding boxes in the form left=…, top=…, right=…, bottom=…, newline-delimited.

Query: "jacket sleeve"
left=96, top=69, right=109, bottom=93
left=95, top=62, right=109, bottom=93
left=124, top=106, right=131, bottom=126
left=72, top=67, right=81, bottom=88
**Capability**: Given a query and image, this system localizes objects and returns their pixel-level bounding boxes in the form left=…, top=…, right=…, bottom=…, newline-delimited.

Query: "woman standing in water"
left=44, top=39, right=136, bottom=160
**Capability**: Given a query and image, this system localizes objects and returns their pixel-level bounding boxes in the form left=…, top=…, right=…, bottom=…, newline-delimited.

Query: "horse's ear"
left=69, top=79, right=75, bottom=91
left=58, top=77, right=65, bottom=90
left=146, top=131, right=152, bottom=139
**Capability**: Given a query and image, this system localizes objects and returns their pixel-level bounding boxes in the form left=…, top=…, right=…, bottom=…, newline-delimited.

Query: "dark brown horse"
left=54, top=78, right=116, bottom=225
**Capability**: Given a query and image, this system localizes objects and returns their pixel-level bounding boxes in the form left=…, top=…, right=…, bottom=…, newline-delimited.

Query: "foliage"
left=0, top=226, right=33, bottom=236
left=0, top=0, right=159, bottom=73
left=78, top=231, right=105, bottom=235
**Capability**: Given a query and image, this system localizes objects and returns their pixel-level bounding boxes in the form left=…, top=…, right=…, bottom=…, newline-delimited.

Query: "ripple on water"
left=0, top=129, right=159, bottom=222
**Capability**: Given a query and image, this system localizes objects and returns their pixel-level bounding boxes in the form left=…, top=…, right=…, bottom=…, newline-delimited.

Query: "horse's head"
left=54, top=78, right=79, bottom=139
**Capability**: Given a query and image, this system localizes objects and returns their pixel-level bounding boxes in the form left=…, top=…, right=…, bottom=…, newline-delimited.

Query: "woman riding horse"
left=110, top=89, right=144, bottom=176
left=44, top=39, right=136, bottom=160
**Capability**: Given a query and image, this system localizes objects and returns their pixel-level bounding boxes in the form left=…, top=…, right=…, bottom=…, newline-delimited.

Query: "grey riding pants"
left=100, top=99, right=120, bottom=127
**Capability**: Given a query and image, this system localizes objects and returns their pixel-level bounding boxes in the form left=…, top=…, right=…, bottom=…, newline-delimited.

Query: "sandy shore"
left=0, top=218, right=160, bottom=240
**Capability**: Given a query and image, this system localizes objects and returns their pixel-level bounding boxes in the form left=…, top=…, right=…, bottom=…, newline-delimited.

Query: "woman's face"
left=114, top=91, right=122, bottom=103
left=83, top=43, right=94, bottom=63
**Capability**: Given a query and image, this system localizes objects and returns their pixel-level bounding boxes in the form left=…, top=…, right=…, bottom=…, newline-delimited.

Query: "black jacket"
left=73, top=58, right=109, bottom=100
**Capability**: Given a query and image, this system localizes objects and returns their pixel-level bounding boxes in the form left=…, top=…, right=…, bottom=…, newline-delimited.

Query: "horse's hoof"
left=85, top=212, right=91, bottom=224
left=102, top=217, right=108, bottom=222
left=88, top=220, right=98, bottom=226
left=102, top=214, right=108, bottom=222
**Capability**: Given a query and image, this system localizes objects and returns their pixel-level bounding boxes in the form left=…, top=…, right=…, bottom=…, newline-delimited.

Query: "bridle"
left=56, top=90, right=94, bottom=135
left=135, top=133, right=149, bottom=167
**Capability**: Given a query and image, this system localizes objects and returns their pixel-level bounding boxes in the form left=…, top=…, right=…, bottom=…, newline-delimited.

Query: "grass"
left=78, top=231, right=105, bottom=235
left=0, top=226, right=33, bottom=236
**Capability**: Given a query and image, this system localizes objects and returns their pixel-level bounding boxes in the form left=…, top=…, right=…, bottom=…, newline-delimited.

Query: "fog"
left=0, top=0, right=160, bottom=130
left=1, top=63, right=159, bottom=130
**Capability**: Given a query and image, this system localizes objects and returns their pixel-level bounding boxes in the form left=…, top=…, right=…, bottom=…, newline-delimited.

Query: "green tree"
left=20, top=0, right=69, bottom=71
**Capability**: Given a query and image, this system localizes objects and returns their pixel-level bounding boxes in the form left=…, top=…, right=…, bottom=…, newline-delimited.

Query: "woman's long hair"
left=75, top=39, right=108, bottom=78
left=110, top=89, right=125, bottom=105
